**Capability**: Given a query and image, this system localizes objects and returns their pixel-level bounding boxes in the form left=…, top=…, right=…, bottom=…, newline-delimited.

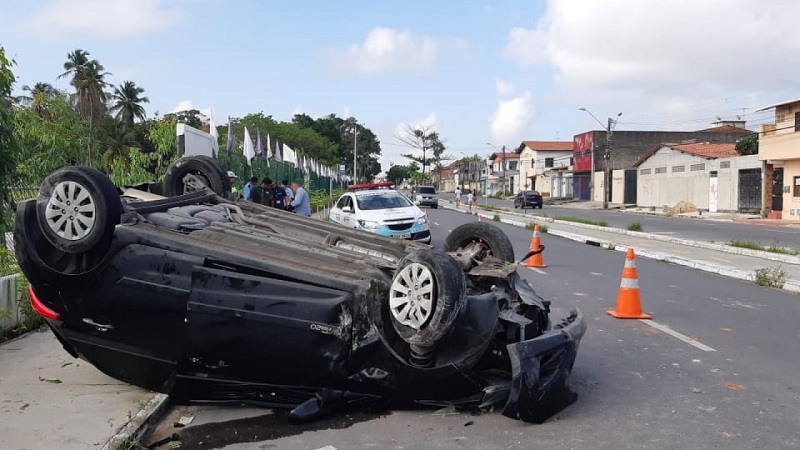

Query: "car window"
left=356, top=192, right=413, bottom=210
left=419, top=187, right=436, bottom=194
left=335, top=195, right=350, bottom=209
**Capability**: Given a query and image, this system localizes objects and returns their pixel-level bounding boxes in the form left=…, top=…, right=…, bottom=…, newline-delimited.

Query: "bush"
left=493, top=214, right=501, bottom=222
left=526, top=223, right=548, bottom=233
left=627, top=222, right=643, bottom=232
left=753, top=266, right=787, bottom=289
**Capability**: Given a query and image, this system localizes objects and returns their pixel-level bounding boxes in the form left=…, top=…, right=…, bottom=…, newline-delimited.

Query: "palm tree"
left=15, top=82, right=58, bottom=115
left=110, top=81, right=149, bottom=127
left=58, top=49, right=110, bottom=120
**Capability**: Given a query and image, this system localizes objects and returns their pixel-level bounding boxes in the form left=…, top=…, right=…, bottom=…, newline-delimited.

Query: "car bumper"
left=417, top=199, right=438, bottom=206
left=501, top=308, right=586, bottom=423
left=359, top=224, right=431, bottom=243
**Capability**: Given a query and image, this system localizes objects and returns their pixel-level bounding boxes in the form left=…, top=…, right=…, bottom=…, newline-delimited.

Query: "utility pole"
left=501, top=145, right=506, bottom=196
left=353, top=125, right=358, bottom=183
left=579, top=108, right=621, bottom=209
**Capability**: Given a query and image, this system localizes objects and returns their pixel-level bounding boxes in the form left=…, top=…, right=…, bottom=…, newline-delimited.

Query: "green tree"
left=110, top=80, right=149, bottom=127
left=58, top=50, right=110, bottom=122
left=163, top=108, right=207, bottom=129
left=14, top=82, right=58, bottom=115
left=386, top=163, right=420, bottom=184
left=0, top=46, right=19, bottom=234
left=395, top=124, right=447, bottom=178
left=735, top=134, right=758, bottom=156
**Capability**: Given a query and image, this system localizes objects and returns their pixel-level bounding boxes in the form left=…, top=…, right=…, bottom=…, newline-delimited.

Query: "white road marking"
left=590, top=272, right=604, bottom=276
left=433, top=222, right=440, bottom=226
left=527, top=267, right=546, bottom=275
left=640, top=319, right=717, bottom=352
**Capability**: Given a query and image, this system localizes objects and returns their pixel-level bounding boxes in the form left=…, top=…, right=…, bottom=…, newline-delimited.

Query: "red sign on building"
left=573, top=132, right=594, bottom=172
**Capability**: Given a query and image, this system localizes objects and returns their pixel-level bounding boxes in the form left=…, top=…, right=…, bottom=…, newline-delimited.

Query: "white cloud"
left=334, top=27, right=446, bottom=75
left=489, top=92, right=535, bottom=144
left=502, top=0, right=800, bottom=124
left=495, top=78, right=515, bottom=97
left=393, top=112, right=439, bottom=140
left=27, top=0, right=184, bottom=39
left=506, top=0, right=800, bottom=91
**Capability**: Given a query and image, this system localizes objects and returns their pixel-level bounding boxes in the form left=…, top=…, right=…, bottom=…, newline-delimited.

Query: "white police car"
left=329, top=183, right=431, bottom=244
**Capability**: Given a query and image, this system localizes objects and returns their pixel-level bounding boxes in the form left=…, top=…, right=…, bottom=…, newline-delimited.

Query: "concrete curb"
left=441, top=203, right=800, bottom=294
left=101, top=393, right=170, bottom=450
left=442, top=200, right=800, bottom=265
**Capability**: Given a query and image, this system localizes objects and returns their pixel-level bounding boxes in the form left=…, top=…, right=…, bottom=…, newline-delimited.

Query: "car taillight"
left=28, top=285, right=60, bottom=320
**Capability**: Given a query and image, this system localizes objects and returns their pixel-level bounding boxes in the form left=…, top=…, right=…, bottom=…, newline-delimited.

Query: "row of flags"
left=211, top=118, right=340, bottom=179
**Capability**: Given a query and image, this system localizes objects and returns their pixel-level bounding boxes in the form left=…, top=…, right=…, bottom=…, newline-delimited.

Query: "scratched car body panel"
left=15, top=160, right=586, bottom=424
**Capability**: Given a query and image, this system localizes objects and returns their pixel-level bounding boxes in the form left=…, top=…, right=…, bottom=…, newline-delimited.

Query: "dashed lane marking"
left=640, top=319, right=717, bottom=352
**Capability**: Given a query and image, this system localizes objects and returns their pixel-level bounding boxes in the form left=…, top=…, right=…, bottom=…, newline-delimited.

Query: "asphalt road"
left=459, top=195, right=800, bottom=251
left=145, top=211, right=800, bottom=449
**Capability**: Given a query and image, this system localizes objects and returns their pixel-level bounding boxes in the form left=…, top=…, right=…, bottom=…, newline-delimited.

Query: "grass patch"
left=728, top=240, right=799, bottom=255
left=525, top=223, right=548, bottom=233
left=492, top=214, right=501, bottom=222
left=552, top=216, right=609, bottom=227
left=627, top=222, right=643, bottom=232
left=112, top=438, right=148, bottom=450
left=753, top=266, right=787, bottom=289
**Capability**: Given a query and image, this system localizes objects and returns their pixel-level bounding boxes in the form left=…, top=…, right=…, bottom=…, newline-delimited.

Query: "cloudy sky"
left=2, top=0, right=798, bottom=171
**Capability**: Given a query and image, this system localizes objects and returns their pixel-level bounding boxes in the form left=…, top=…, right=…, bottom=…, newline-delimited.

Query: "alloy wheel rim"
left=44, top=180, right=96, bottom=241
left=390, top=262, right=435, bottom=329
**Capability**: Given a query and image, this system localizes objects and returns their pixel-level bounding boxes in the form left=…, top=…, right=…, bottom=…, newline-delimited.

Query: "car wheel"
left=163, top=156, right=231, bottom=197
left=389, top=250, right=466, bottom=347
left=36, top=166, right=121, bottom=254
left=443, top=222, right=515, bottom=262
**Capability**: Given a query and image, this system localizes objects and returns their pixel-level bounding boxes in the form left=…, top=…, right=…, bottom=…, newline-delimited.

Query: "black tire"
left=389, top=250, right=466, bottom=346
left=443, top=221, right=515, bottom=262
left=36, top=166, right=121, bottom=254
left=163, top=156, right=231, bottom=197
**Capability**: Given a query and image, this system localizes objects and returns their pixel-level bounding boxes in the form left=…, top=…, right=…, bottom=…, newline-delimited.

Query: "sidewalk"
left=0, top=330, right=167, bottom=450
left=441, top=201, right=800, bottom=293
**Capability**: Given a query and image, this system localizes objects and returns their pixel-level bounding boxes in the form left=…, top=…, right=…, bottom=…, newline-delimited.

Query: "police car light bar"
left=347, top=182, right=395, bottom=190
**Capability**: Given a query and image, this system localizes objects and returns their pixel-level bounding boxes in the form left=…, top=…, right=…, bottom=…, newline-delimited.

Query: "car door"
left=330, top=195, right=347, bottom=224
left=181, top=264, right=354, bottom=386
left=341, top=195, right=356, bottom=228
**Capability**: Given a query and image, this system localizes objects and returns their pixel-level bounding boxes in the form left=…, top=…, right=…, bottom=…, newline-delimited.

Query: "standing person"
left=454, top=187, right=462, bottom=209
left=281, top=180, right=293, bottom=209
left=251, top=178, right=275, bottom=207
left=467, top=189, right=475, bottom=211
left=243, top=176, right=258, bottom=201
left=274, top=179, right=287, bottom=210
left=290, top=181, right=311, bottom=217
left=227, top=171, right=239, bottom=199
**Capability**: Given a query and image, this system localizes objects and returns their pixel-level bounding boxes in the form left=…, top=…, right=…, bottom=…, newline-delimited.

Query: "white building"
left=636, top=143, right=761, bottom=213
left=516, top=141, right=574, bottom=198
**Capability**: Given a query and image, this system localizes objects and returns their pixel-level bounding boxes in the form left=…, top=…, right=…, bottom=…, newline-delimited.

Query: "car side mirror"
left=342, top=205, right=353, bottom=213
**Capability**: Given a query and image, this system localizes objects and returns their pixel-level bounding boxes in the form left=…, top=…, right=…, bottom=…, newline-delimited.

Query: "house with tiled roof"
left=757, top=97, right=800, bottom=219
left=487, top=152, right=520, bottom=195
left=516, top=141, right=574, bottom=198
left=634, top=142, right=760, bottom=213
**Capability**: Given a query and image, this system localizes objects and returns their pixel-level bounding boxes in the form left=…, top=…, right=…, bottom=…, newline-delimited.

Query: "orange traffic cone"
left=525, top=225, right=547, bottom=268
left=607, top=248, right=651, bottom=319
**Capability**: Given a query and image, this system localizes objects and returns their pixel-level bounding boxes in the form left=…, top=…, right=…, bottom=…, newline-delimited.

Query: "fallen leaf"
left=720, top=327, right=733, bottom=332
left=38, top=376, right=62, bottom=384
left=723, top=382, right=745, bottom=391
left=20, top=403, right=29, bottom=411
left=60, top=362, right=73, bottom=368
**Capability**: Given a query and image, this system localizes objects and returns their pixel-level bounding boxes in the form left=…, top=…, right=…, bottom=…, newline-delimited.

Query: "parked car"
left=514, top=190, right=543, bottom=209
left=415, top=185, right=439, bottom=209
left=330, top=183, right=431, bottom=244
left=15, top=157, right=585, bottom=424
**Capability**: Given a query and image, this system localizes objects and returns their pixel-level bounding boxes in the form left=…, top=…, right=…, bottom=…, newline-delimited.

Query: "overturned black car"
left=15, top=157, right=586, bottom=423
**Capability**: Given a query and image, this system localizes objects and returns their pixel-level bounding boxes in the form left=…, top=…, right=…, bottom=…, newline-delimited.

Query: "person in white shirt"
left=467, top=190, right=475, bottom=211
left=454, top=188, right=462, bottom=208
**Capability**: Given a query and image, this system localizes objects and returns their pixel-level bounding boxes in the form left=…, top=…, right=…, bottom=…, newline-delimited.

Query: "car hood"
left=358, top=206, right=422, bottom=221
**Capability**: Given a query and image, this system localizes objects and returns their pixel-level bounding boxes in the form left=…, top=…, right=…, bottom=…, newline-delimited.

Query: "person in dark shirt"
left=250, top=178, right=275, bottom=207
left=274, top=180, right=287, bottom=209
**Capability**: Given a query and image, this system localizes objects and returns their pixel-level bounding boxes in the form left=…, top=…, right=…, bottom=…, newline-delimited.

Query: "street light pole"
left=579, top=108, right=622, bottom=209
